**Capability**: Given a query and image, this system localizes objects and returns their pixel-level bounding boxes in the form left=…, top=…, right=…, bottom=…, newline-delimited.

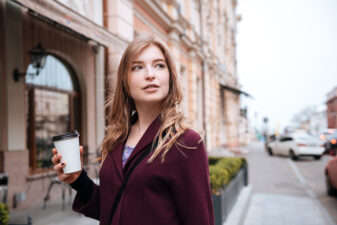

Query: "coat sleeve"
left=72, top=183, right=100, bottom=220
left=168, top=130, right=215, bottom=225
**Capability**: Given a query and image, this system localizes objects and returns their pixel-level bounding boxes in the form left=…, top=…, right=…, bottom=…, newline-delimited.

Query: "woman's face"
left=127, top=45, right=170, bottom=107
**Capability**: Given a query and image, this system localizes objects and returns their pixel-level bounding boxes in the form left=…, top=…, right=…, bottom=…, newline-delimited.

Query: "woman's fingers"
left=80, top=146, right=83, bottom=155
left=52, top=148, right=57, bottom=156
left=80, top=146, right=84, bottom=167
left=53, top=162, right=72, bottom=182
left=51, top=149, right=62, bottom=164
left=53, top=162, right=65, bottom=173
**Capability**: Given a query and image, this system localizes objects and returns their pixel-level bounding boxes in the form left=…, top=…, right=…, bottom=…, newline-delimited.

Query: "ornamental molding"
left=135, top=0, right=173, bottom=31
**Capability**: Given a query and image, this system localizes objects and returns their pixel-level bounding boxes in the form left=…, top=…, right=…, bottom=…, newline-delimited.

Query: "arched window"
left=26, top=55, right=80, bottom=172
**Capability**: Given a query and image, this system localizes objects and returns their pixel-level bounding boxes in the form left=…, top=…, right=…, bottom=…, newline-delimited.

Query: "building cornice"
left=10, top=0, right=128, bottom=47
left=136, top=0, right=174, bottom=31
left=160, top=0, right=180, bottom=9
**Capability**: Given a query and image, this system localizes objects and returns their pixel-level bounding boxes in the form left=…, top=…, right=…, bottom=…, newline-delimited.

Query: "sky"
left=236, top=0, right=337, bottom=134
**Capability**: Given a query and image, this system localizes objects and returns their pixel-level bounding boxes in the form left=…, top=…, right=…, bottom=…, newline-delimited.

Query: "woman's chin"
left=135, top=99, right=163, bottom=106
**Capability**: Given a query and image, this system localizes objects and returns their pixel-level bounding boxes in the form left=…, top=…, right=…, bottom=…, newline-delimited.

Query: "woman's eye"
left=131, top=65, right=142, bottom=71
left=155, top=63, right=165, bottom=69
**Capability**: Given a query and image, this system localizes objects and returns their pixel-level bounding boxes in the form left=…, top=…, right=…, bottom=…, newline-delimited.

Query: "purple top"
left=122, top=145, right=135, bottom=167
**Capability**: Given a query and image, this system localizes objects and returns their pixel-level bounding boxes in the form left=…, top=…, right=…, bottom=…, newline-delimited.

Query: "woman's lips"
left=143, top=86, right=159, bottom=92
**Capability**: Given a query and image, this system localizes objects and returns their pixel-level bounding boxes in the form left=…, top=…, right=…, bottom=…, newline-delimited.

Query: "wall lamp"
left=13, top=43, right=47, bottom=82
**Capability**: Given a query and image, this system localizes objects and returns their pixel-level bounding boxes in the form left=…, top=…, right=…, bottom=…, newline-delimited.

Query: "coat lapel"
left=123, top=115, right=162, bottom=174
left=110, top=141, right=125, bottom=180
left=109, top=113, right=137, bottom=180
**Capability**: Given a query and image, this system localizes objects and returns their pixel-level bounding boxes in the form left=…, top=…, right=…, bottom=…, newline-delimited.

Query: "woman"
left=52, top=35, right=214, bottom=225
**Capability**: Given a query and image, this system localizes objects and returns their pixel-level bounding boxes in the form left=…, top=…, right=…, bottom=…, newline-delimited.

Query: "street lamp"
left=13, top=43, right=47, bottom=82
left=262, top=117, right=269, bottom=141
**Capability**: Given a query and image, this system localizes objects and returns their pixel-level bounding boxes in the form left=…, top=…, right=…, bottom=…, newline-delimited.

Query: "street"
left=242, top=142, right=337, bottom=225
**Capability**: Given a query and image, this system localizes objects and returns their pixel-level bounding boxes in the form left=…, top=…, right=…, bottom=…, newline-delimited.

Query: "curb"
left=223, top=184, right=253, bottom=225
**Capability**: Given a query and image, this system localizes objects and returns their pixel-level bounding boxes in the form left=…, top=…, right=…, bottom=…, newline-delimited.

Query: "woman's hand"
left=51, top=146, right=84, bottom=184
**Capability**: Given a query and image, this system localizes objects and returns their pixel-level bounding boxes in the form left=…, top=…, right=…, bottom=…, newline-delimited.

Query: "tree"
left=291, top=105, right=317, bottom=128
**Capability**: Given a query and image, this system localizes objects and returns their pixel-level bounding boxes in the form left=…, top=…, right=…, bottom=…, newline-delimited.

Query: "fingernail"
left=61, top=163, right=64, bottom=166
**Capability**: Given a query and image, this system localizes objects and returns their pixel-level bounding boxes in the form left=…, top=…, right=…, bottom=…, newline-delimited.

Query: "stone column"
left=3, top=0, right=29, bottom=209
left=95, top=45, right=105, bottom=150
left=105, top=0, right=134, bottom=42
left=203, top=61, right=212, bottom=151
left=187, top=50, right=198, bottom=128
left=0, top=0, right=7, bottom=165
left=104, top=0, right=132, bottom=97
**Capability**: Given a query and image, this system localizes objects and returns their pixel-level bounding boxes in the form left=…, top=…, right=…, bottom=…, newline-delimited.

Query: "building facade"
left=1, top=0, right=114, bottom=209
left=1, top=0, right=244, bottom=210
left=327, top=86, right=337, bottom=128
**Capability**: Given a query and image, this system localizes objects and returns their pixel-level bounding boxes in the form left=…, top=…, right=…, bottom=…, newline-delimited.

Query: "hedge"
left=209, top=157, right=247, bottom=194
left=0, top=203, right=9, bottom=225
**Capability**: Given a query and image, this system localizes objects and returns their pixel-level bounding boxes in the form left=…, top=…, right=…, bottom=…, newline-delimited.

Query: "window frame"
left=25, top=55, right=81, bottom=174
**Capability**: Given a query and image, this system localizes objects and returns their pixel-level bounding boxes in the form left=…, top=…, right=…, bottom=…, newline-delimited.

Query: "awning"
left=221, top=84, right=252, bottom=98
left=10, top=0, right=127, bottom=48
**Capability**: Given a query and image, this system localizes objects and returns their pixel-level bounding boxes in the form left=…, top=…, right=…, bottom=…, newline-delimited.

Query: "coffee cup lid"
left=52, top=130, right=80, bottom=142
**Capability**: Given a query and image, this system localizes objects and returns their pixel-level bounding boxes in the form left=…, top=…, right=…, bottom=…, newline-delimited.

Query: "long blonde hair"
left=100, top=35, right=193, bottom=164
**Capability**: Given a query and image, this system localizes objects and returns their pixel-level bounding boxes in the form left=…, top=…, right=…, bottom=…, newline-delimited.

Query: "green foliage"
left=209, top=157, right=246, bottom=194
left=209, top=165, right=229, bottom=193
left=208, top=157, right=223, bottom=165
left=0, top=203, right=9, bottom=225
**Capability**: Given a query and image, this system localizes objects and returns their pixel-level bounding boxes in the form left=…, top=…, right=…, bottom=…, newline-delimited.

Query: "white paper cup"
left=52, top=130, right=81, bottom=174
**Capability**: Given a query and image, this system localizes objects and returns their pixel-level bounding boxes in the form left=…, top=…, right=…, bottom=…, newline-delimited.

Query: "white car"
left=267, top=133, right=325, bottom=160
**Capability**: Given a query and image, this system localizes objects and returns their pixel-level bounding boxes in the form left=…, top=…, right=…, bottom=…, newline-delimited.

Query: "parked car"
left=325, top=154, right=337, bottom=196
left=323, top=133, right=337, bottom=156
left=267, top=133, right=324, bottom=160
left=264, top=134, right=277, bottom=155
left=319, top=128, right=337, bottom=141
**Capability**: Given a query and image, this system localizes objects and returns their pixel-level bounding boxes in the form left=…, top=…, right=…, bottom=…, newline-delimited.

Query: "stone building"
left=327, top=86, right=337, bottom=128
left=0, top=0, right=245, bottom=210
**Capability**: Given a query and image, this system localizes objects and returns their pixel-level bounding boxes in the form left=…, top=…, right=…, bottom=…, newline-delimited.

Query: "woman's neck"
left=133, top=103, right=161, bottom=134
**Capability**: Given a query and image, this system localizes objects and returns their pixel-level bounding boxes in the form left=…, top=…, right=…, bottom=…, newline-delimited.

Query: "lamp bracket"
left=13, top=69, right=39, bottom=82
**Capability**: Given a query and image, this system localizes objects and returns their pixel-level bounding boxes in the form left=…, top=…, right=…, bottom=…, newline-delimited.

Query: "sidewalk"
left=242, top=192, right=334, bottom=225
left=9, top=189, right=252, bottom=225
left=9, top=198, right=98, bottom=225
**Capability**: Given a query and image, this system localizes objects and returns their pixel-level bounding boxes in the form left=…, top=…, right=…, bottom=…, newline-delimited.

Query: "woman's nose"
left=145, top=67, right=156, bottom=80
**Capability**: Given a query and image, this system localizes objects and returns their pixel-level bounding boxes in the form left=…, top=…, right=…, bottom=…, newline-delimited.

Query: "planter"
left=212, top=164, right=248, bottom=225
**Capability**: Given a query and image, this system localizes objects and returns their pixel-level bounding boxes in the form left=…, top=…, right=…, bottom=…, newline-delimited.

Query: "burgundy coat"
left=73, top=117, right=215, bottom=225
